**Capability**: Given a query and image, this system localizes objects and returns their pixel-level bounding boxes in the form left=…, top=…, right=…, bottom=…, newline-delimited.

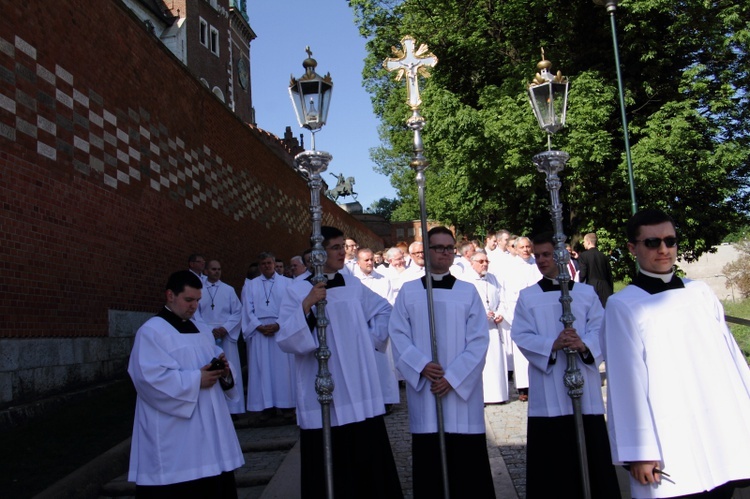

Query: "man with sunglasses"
left=602, top=208, right=750, bottom=498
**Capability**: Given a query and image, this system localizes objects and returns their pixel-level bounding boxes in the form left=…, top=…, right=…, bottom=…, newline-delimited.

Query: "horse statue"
left=325, top=173, right=358, bottom=202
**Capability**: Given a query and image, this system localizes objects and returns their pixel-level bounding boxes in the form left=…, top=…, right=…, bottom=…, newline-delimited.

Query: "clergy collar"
left=538, top=276, right=575, bottom=292
left=420, top=273, right=457, bottom=290
left=157, top=306, right=200, bottom=334
left=305, top=272, right=346, bottom=289
left=631, top=271, right=684, bottom=295
left=261, top=274, right=276, bottom=282
left=640, top=269, right=674, bottom=283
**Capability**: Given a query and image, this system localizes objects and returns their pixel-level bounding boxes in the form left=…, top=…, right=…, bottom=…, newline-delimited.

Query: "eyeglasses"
left=635, top=236, right=678, bottom=249
left=327, top=244, right=344, bottom=251
left=473, top=259, right=489, bottom=264
left=429, top=245, right=455, bottom=254
left=411, top=251, right=424, bottom=256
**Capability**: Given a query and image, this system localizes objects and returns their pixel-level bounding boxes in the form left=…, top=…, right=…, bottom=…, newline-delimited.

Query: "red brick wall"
left=0, top=0, right=381, bottom=339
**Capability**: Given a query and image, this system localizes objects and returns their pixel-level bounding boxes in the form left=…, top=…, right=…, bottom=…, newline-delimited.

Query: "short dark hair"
left=532, top=232, right=555, bottom=247
left=188, top=253, right=204, bottom=264
left=626, top=209, right=675, bottom=242
left=321, top=226, right=344, bottom=247
left=427, top=226, right=455, bottom=243
left=166, top=270, right=202, bottom=294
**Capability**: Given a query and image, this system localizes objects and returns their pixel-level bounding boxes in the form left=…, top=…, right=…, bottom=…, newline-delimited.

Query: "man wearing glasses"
left=389, top=226, right=495, bottom=498
left=602, top=208, right=750, bottom=498
left=342, top=237, right=359, bottom=275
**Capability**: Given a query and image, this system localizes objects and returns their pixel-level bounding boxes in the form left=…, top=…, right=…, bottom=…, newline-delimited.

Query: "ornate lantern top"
left=528, top=48, right=569, bottom=136
left=289, top=47, right=333, bottom=139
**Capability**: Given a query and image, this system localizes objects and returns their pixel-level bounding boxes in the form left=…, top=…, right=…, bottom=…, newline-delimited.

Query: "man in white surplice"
left=128, top=271, right=243, bottom=494
left=500, top=236, right=541, bottom=402
left=602, top=209, right=750, bottom=498
left=275, top=226, right=403, bottom=498
left=356, top=247, right=399, bottom=405
left=195, top=259, right=244, bottom=414
left=459, top=249, right=509, bottom=404
left=241, top=252, right=296, bottom=416
left=389, top=226, right=494, bottom=498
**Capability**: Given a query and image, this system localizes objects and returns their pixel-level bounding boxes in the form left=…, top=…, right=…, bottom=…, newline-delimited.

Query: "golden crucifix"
left=383, top=35, right=438, bottom=111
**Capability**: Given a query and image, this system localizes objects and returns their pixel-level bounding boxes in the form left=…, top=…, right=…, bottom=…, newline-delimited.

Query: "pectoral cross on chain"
left=383, top=35, right=438, bottom=111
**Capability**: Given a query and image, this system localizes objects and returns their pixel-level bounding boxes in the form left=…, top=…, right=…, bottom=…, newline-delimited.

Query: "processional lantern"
left=528, top=50, right=592, bottom=499
left=528, top=48, right=569, bottom=139
left=289, top=47, right=335, bottom=499
left=289, top=47, right=333, bottom=148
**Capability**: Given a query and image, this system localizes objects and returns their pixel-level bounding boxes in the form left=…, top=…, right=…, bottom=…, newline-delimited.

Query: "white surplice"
left=389, top=275, right=489, bottom=434
left=357, top=269, right=400, bottom=404
left=500, top=256, right=542, bottom=387
left=241, top=274, right=296, bottom=410
left=195, top=280, right=244, bottom=413
left=128, top=314, right=244, bottom=485
left=602, top=277, right=750, bottom=498
left=276, top=273, right=392, bottom=429
left=459, top=269, right=509, bottom=403
left=511, top=279, right=605, bottom=417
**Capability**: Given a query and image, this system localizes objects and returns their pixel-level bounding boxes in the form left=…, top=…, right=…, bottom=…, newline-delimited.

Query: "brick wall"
left=0, top=0, right=381, bottom=405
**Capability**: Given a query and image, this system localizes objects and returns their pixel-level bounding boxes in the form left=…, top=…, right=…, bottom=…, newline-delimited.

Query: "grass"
left=0, top=378, right=136, bottom=498
left=722, top=299, right=750, bottom=364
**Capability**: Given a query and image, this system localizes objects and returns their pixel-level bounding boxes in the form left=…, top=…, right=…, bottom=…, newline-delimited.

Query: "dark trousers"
left=135, top=470, right=237, bottom=499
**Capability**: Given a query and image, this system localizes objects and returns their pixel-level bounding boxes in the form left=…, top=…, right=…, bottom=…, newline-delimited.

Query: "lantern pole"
left=289, top=47, right=335, bottom=499
left=528, top=50, right=592, bottom=499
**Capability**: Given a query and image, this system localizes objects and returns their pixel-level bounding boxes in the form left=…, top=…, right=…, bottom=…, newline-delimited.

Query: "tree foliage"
left=366, top=196, right=401, bottom=221
left=349, top=0, right=750, bottom=278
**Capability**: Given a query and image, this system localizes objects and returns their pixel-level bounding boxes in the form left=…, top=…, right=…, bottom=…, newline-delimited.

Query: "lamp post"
left=528, top=50, right=592, bottom=499
left=383, top=36, right=451, bottom=499
left=289, top=47, right=335, bottom=499
left=593, top=0, right=638, bottom=216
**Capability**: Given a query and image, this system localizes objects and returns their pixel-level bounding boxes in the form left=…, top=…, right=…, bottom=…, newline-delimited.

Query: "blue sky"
left=247, top=1, right=397, bottom=210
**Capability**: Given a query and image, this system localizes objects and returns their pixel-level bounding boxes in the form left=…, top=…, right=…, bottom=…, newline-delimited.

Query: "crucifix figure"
left=383, top=35, right=438, bottom=110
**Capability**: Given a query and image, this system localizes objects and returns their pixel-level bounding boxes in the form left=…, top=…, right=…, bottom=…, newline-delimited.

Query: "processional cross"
left=383, top=35, right=438, bottom=112
left=383, top=36, right=451, bottom=499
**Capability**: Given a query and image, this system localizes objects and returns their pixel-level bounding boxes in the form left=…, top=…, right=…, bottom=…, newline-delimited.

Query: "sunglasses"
left=635, top=236, right=678, bottom=249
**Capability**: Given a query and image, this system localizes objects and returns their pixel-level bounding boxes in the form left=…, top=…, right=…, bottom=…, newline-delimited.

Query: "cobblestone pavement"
left=485, top=381, right=529, bottom=498
left=384, top=382, right=526, bottom=499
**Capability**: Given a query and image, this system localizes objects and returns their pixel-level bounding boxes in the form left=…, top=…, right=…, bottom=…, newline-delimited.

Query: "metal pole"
left=533, top=150, right=592, bottom=499
left=294, top=145, right=335, bottom=499
left=408, top=109, right=450, bottom=499
left=598, top=0, right=638, bottom=215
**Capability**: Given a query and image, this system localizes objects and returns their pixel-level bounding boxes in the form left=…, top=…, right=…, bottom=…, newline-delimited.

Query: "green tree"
left=366, top=196, right=402, bottom=221
left=350, top=0, right=750, bottom=278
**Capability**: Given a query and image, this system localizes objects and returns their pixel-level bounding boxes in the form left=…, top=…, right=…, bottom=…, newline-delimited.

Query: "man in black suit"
left=578, top=232, right=614, bottom=307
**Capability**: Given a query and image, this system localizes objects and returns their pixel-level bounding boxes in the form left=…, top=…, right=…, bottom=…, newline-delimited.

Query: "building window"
left=199, top=18, right=208, bottom=47
left=407, top=228, right=415, bottom=237
left=209, top=26, right=219, bottom=56
left=396, top=228, right=404, bottom=238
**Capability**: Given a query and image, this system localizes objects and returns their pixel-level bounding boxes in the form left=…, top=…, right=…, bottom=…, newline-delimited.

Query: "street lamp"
left=528, top=50, right=592, bottom=499
left=288, top=47, right=335, bottom=499
left=593, top=0, right=638, bottom=215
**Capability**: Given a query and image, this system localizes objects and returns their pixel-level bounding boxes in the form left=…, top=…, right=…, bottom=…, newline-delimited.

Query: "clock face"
left=237, top=58, right=249, bottom=90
